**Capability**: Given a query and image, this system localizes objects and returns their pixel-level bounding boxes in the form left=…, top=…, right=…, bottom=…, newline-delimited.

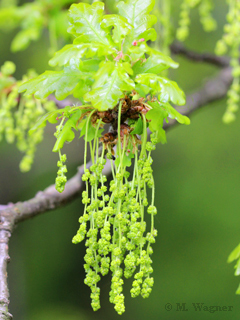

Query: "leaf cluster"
left=19, top=1, right=186, bottom=112
left=0, top=0, right=74, bottom=52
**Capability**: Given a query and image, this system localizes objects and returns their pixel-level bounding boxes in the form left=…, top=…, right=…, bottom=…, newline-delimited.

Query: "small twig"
left=170, top=41, right=230, bottom=68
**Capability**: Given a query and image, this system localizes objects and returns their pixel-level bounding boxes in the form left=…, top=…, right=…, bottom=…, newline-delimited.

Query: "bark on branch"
left=170, top=41, right=230, bottom=68
left=0, top=66, right=233, bottom=320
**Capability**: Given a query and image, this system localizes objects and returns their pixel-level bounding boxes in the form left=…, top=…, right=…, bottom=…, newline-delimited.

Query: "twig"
left=170, top=41, right=230, bottom=68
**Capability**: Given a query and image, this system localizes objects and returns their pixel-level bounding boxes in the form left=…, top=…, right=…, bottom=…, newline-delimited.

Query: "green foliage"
left=1, top=0, right=239, bottom=316
left=0, top=0, right=74, bottom=53
left=228, top=244, right=240, bottom=294
left=176, top=0, right=216, bottom=41
left=19, top=0, right=185, bottom=115
left=176, top=0, right=240, bottom=124
left=215, top=0, right=240, bottom=124
left=0, top=61, right=57, bottom=171
left=17, top=0, right=190, bottom=313
left=20, top=66, right=84, bottom=100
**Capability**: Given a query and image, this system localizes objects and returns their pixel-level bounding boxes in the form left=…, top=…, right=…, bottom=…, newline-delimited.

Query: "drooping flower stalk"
left=72, top=96, right=158, bottom=314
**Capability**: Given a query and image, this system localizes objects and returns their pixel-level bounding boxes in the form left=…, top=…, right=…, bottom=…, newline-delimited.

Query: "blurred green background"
left=1, top=0, right=240, bottom=319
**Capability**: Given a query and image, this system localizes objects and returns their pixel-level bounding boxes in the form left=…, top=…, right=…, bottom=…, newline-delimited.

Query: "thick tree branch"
left=0, top=229, right=12, bottom=320
left=170, top=41, right=230, bottom=68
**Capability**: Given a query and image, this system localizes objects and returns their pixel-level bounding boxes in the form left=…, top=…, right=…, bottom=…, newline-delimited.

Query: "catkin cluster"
left=72, top=105, right=158, bottom=315
left=215, top=0, right=240, bottom=123
left=177, top=0, right=216, bottom=41
left=0, top=61, right=57, bottom=171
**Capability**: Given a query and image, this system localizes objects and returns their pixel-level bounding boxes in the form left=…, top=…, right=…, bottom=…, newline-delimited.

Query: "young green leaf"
left=132, top=54, right=176, bottom=76
left=228, top=244, right=240, bottom=263
left=156, top=127, right=167, bottom=144
left=135, top=83, right=151, bottom=96
left=136, top=73, right=186, bottom=105
left=49, top=44, right=89, bottom=67
left=49, top=42, right=114, bottom=67
left=91, top=61, right=115, bottom=89
left=146, top=107, right=167, bottom=132
left=234, top=259, right=240, bottom=276
left=28, top=110, right=60, bottom=135
left=131, top=117, right=143, bottom=135
left=101, top=14, right=132, bottom=44
left=236, top=283, right=240, bottom=295
left=162, top=102, right=190, bottom=125
left=79, top=58, right=101, bottom=73
left=80, top=119, right=103, bottom=142
left=19, top=65, right=83, bottom=100
left=11, top=26, right=42, bottom=52
left=52, top=109, right=82, bottom=152
left=68, top=2, right=110, bottom=46
left=145, top=47, right=179, bottom=69
left=85, top=64, right=135, bottom=111
left=117, top=0, right=157, bottom=42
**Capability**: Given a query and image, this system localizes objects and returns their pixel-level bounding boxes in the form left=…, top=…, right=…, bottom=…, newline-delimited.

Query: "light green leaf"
left=156, top=127, right=167, bottom=144
left=133, top=54, right=176, bottom=76
left=136, top=73, right=185, bottom=105
left=49, top=44, right=89, bottom=67
left=101, top=14, right=132, bottom=43
left=234, top=259, right=240, bottom=276
left=158, top=79, right=185, bottom=105
left=84, top=71, right=122, bottom=111
left=29, top=110, right=60, bottom=135
left=121, top=62, right=133, bottom=75
left=162, top=102, right=190, bottom=125
left=68, top=2, right=110, bottom=45
left=19, top=65, right=83, bottom=100
left=0, top=7, right=23, bottom=30
left=49, top=43, right=114, bottom=67
left=117, top=0, right=157, bottom=42
left=73, top=77, right=94, bottom=100
left=73, top=37, right=115, bottom=56
left=236, top=283, right=240, bottom=295
left=11, top=27, right=41, bottom=52
left=145, top=46, right=179, bottom=69
left=146, top=108, right=166, bottom=131
left=128, top=43, right=147, bottom=61
left=52, top=110, right=82, bottom=152
left=131, top=117, right=143, bottom=135
left=138, top=28, right=157, bottom=42
left=92, top=61, right=115, bottom=89
left=80, top=120, right=103, bottom=142
left=135, top=83, right=151, bottom=96
left=228, top=244, right=240, bottom=263
left=115, top=140, right=134, bottom=167
left=84, top=65, right=135, bottom=111
left=79, top=58, right=101, bottom=73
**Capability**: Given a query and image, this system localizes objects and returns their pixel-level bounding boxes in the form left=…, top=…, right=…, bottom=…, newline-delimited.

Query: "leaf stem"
left=140, top=114, right=147, bottom=160
left=84, top=110, right=95, bottom=171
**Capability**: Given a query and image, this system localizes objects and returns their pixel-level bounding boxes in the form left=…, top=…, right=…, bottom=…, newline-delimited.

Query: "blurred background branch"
left=170, top=41, right=230, bottom=68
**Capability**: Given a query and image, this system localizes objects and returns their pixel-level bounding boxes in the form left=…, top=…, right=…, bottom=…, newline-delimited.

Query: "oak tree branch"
left=170, top=41, right=230, bottom=68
